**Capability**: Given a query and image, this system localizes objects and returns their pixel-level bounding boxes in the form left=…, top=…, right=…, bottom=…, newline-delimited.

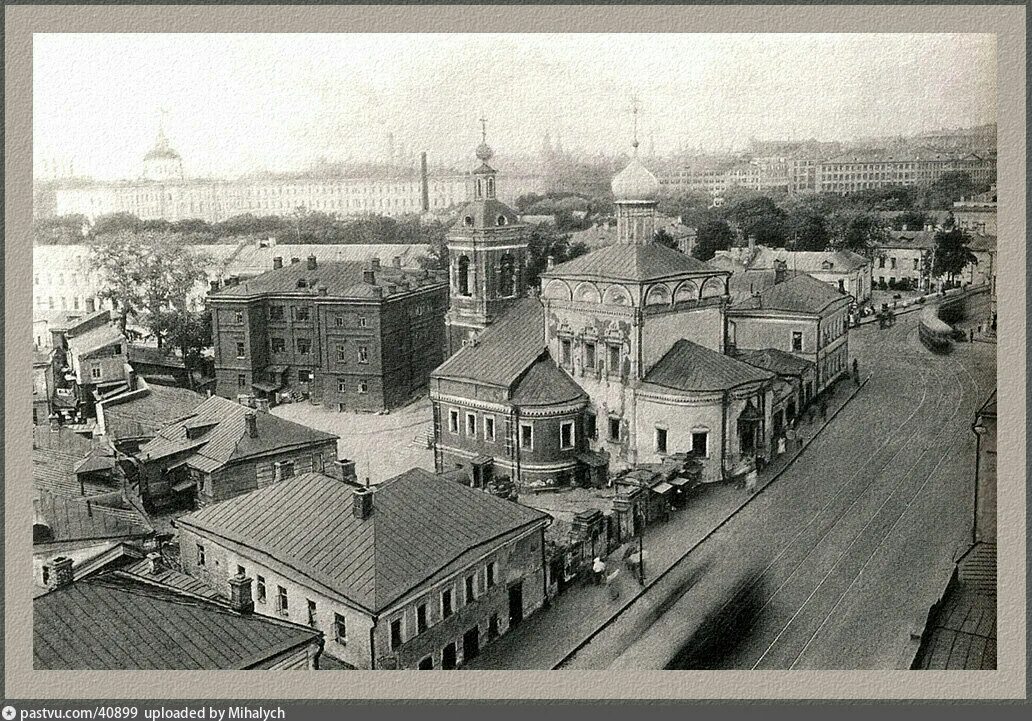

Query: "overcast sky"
left=34, top=33, right=996, bottom=180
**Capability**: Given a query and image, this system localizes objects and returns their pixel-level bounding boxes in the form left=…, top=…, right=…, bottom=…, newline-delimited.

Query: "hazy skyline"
left=34, top=33, right=996, bottom=180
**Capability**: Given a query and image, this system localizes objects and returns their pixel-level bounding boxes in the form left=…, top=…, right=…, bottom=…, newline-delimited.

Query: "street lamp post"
left=637, top=503, right=645, bottom=586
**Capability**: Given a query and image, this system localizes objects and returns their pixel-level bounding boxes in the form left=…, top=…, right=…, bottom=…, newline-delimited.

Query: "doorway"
left=507, top=582, right=524, bottom=627
left=462, top=626, right=480, bottom=662
left=441, top=642, right=457, bottom=670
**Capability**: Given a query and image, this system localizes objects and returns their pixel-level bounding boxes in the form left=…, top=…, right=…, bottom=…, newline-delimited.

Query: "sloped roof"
left=128, top=345, right=186, bottom=369
left=967, top=234, right=997, bottom=253
left=212, top=260, right=444, bottom=300
left=33, top=490, right=153, bottom=545
left=178, top=469, right=548, bottom=613
left=453, top=197, right=520, bottom=230
left=101, top=384, right=207, bottom=442
left=34, top=573, right=319, bottom=670
left=139, top=395, right=337, bottom=469
left=737, top=348, right=816, bottom=378
left=882, top=230, right=938, bottom=250
left=203, top=242, right=431, bottom=279
left=66, top=324, right=125, bottom=358
left=510, top=354, right=588, bottom=407
left=543, top=242, right=714, bottom=283
left=432, top=297, right=545, bottom=388
left=33, top=441, right=121, bottom=499
left=641, top=340, right=773, bottom=393
left=732, top=272, right=848, bottom=314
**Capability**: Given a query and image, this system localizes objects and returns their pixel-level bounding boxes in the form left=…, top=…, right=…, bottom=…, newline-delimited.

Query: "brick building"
left=208, top=255, right=448, bottom=411
left=177, top=468, right=550, bottom=669
left=136, top=395, right=340, bottom=511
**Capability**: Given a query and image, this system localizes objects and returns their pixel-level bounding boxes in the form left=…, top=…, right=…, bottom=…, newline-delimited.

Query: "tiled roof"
left=737, top=348, right=816, bottom=377
left=66, top=324, right=125, bottom=358
left=432, top=297, right=545, bottom=388
left=211, top=260, right=444, bottom=300
left=34, top=573, right=320, bottom=669
left=641, top=340, right=774, bottom=393
left=510, top=354, right=587, bottom=407
left=178, top=468, right=549, bottom=613
left=100, top=384, right=207, bottom=441
left=140, top=395, right=337, bottom=469
left=33, top=490, right=153, bottom=545
left=543, top=242, right=714, bottom=283
left=732, top=272, right=848, bottom=314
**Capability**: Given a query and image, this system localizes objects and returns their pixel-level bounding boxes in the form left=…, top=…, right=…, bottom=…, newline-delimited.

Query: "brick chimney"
left=371, top=257, right=381, bottom=270
left=291, top=257, right=301, bottom=265
left=363, top=269, right=375, bottom=285
left=145, top=552, right=164, bottom=575
left=333, top=459, right=358, bottom=484
left=209, top=280, right=220, bottom=294
left=353, top=486, right=374, bottom=520
left=546, top=255, right=555, bottom=270
left=317, top=284, right=328, bottom=296
left=393, top=256, right=402, bottom=269
left=273, top=257, right=283, bottom=270
left=371, top=286, right=384, bottom=300
left=49, top=556, right=74, bottom=589
left=774, top=259, right=787, bottom=285
left=307, top=255, right=317, bottom=270
left=244, top=411, right=258, bottom=438
left=228, top=573, right=254, bottom=614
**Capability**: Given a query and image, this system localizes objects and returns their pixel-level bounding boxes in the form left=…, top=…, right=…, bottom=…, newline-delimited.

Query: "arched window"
left=475, top=179, right=483, bottom=200
left=486, top=177, right=495, bottom=198
left=463, top=216, right=474, bottom=228
left=497, top=215, right=507, bottom=226
left=499, top=254, right=515, bottom=297
left=457, top=255, right=471, bottom=296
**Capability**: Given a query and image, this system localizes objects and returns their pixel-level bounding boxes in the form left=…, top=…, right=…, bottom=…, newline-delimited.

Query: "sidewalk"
left=466, top=375, right=869, bottom=670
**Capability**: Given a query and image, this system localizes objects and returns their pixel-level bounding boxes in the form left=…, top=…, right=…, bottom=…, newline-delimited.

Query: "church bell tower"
left=444, top=120, right=529, bottom=356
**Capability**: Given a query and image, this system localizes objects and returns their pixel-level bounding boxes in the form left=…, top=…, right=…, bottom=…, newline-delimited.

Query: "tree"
left=88, top=232, right=151, bottom=333
left=33, top=214, right=89, bottom=245
left=726, top=195, right=786, bottom=247
left=834, top=212, right=887, bottom=258
left=90, top=212, right=143, bottom=238
left=158, top=309, right=212, bottom=368
left=932, top=227, right=977, bottom=284
left=784, top=210, right=831, bottom=251
left=692, top=219, right=734, bottom=261
left=888, top=209, right=929, bottom=231
left=920, top=171, right=979, bottom=210
left=653, top=228, right=679, bottom=251
left=524, top=225, right=589, bottom=288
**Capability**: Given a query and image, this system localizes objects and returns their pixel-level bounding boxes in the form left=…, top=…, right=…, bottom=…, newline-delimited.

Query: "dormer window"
left=297, top=279, right=307, bottom=288
left=497, top=215, right=507, bottom=226
left=463, top=216, right=474, bottom=228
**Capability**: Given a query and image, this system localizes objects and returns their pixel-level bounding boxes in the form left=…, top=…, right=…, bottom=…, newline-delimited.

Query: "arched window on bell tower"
left=457, top=255, right=471, bottom=297
left=486, top=176, right=495, bottom=199
left=499, top=253, right=515, bottom=297
left=475, top=179, right=484, bottom=200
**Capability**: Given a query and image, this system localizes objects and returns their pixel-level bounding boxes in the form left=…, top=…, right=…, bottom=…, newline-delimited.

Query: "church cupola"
left=141, top=109, right=184, bottom=183
left=472, top=118, right=498, bottom=201
left=612, top=100, right=660, bottom=245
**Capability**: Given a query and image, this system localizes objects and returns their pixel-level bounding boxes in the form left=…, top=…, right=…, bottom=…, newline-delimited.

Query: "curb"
left=552, top=375, right=871, bottom=669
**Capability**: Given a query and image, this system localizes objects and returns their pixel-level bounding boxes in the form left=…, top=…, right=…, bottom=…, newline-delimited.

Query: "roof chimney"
left=244, top=411, right=258, bottom=438
left=307, top=255, right=317, bottom=270
left=273, top=256, right=283, bottom=270
left=291, top=257, right=301, bottom=265
left=317, top=284, right=328, bottom=296
left=363, top=269, right=375, bottom=285
left=333, top=459, right=357, bottom=484
left=209, top=280, right=220, bottom=294
left=371, top=257, right=381, bottom=270
left=353, top=486, right=374, bottom=520
left=371, top=286, right=384, bottom=300
left=145, top=551, right=164, bottom=575
left=774, top=259, right=787, bottom=285
left=392, top=256, right=402, bottom=269
left=49, top=556, right=74, bottom=589
left=546, top=255, right=555, bottom=270
left=228, top=573, right=254, bottom=614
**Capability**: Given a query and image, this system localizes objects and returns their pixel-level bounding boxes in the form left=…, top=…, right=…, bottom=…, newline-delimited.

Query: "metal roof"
left=737, top=348, right=816, bottom=378
left=732, top=272, right=849, bottom=315
left=543, top=242, right=715, bottom=283
left=178, top=468, right=549, bottom=614
left=510, top=354, right=587, bottom=407
left=641, top=339, right=774, bottom=393
left=211, top=259, right=444, bottom=301
left=100, top=383, right=207, bottom=441
left=65, top=324, right=125, bottom=358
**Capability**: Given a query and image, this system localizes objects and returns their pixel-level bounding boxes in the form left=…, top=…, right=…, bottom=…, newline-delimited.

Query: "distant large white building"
left=40, top=123, right=546, bottom=223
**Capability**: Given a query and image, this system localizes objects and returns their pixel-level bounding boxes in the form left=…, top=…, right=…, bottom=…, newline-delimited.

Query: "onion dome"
left=475, top=141, right=494, bottom=162
left=611, top=153, right=660, bottom=202
left=144, top=127, right=181, bottom=161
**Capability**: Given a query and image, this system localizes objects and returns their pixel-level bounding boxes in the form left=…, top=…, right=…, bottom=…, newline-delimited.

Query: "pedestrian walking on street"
left=820, top=401, right=828, bottom=421
left=969, top=328, right=975, bottom=343
left=852, top=358, right=859, bottom=384
left=592, top=557, right=606, bottom=586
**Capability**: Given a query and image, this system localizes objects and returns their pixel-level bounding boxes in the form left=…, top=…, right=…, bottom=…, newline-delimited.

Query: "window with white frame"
left=466, top=413, right=477, bottom=437
left=448, top=409, right=460, bottom=434
left=791, top=331, right=803, bottom=352
left=655, top=427, right=668, bottom=454
left=276, top=586, right=288, bottom=613
left=334, top=613, right=347, bottom=644
left=519, top=423, right=533, bottom=450
left=560, top=421, right=575, bottom=450
left=484, top=416, right=495, bottom=442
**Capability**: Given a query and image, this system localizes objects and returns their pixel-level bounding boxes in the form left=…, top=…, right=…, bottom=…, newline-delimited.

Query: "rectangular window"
left=271, top=337, right=285, bottom=353
left=465, top=574, right=476, bottom=604
left=791, top=331, right=803, bottom=352
left=358, top=380, right=368, bottom=394
left=519, top=423, right=533, bottom=450
left=417, top=603, right=428, bottom=633
left=890, top=257, right=897, bottom=269
left=878, top=257, right=885, bottom=268
left=390, top=619, right=403, bottom=650
left=237, top=374, right=247, bottom=388
left=276, top=461, right=295, bottom=481
left=307, top=599, right=317, bottom=627
left=608, top=345, right=621, bottom=373
left=442, top=588, right=453, bottom=618
left=256, top=575, right=266, bottom=603
left=336, top=344, right=347, bottom=361
left=335, top=316, right=344, bottom=327
left=337, top=378, right=347, bottom=393
left=584, top=342, right=596, bottom=369
left=91, top=367, right=102, bottom=379
left=358, top=317, right=367, bottom=328
left=235, top=311, right=243, bottom=324
left=484, top=416, right=495, bottom=442
left=608, top=417, right=621, bottom=442
left=913, top=259, right=920, bottom=270
left=449, top=409, right=460, bottom=434
left=655, top=427, right=668, bottom=454
left=358, top=346, right=369, bottom=363
left=196, top=544, right=205, bottom=566
left=312, top=452, right=323, bottom=473
left=560, top=338, right=572, bottom=366
left=466, top=413, right=477, bottom=437
left=269, top=305, right=284, bottom=320
left=586, top=413, right=597, bottom=440
left=560, top=421, right=575, bottom=450
left=487, top=561, right=497, bottom=588
left=296, top=338, right=311, bottom=355
left=691, top=431, right=709, bottom=457
left=334, top=613, right=347, bottom=644
left=277, top=586, right=288, bottom=613
left=236, top=342, right=245, bottom=358
left=294, top=307, right=310, bottom=322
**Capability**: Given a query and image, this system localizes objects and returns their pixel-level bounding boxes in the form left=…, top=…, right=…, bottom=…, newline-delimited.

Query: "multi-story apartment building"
left=176, top=468, right=550, bottom=669
left=815, top=149, right=996, bottom=194
left=953, top=186, right=997, bottom=236
left=208, top=254, right=448, bottom=411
